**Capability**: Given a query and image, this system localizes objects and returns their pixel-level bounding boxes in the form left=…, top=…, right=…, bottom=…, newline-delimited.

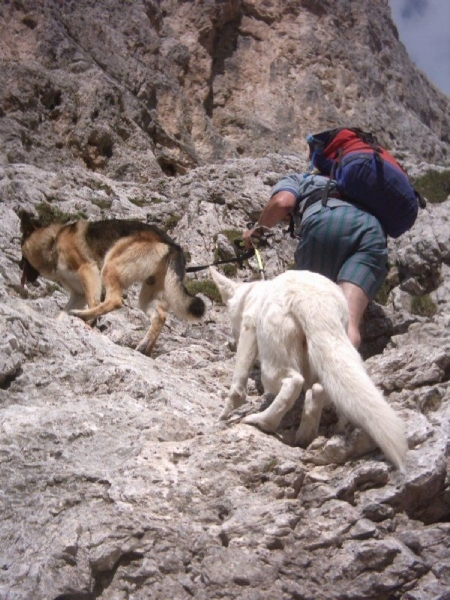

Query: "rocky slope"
left=1, top=1, right=450, bottom=599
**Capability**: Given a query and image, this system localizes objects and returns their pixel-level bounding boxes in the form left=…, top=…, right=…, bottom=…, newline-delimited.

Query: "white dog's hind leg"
left=243, top=372, right=304, bottom=432
left=295, top=383, right=327, bottom=447
left=335, top=414, right=349, bottom=433
left=220, top=320, right=258, bottom=420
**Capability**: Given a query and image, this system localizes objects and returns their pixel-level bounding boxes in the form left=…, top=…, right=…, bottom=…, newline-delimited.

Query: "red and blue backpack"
left=306, top=127, right=426, bottom=238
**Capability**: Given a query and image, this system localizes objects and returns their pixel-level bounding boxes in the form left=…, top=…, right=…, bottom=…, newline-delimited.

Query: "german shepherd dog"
left=19, top=210, right=205, bottom=356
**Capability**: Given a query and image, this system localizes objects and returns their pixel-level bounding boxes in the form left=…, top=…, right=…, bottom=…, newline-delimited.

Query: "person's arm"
left=243, top=191, right=296, bottom=248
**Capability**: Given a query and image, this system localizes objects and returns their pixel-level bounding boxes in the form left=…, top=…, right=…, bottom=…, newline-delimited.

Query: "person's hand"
left=242, top=227, right=261, bottom=249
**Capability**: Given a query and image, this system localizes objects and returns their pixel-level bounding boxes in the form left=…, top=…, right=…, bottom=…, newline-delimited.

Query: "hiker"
left=243, top=128, right=424, bottom=349
left=242, top=172, right=388, bottom=349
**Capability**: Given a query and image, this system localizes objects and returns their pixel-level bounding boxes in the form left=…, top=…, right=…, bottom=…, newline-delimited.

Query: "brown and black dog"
left=19, top=210, right=205, bottom=356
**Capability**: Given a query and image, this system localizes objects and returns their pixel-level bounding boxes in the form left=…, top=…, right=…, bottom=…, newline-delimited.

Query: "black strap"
left=415, top=190, right=427, bottom=209
left=303, top=188, right=329, bottom=215
left=285, top=215, right=296, bottom=238
left=186, top=248, right=255, bottom=273
left=284, top=187, right=345, bottom=238
left=321, top=147, right=343, bottom=207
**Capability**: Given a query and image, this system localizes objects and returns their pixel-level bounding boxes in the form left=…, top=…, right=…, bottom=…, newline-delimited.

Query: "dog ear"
left=209, top=267, right=238, bottom=303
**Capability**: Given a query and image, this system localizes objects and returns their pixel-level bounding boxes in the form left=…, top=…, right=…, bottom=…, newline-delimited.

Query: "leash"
left=186, top=225, right=272, bottom=278
left=185, top=246, right=255, bottom=273
left=234, top=223, right=273, bottom=280
left=232, top=238, right=267, bottom=280
left=254, top=247, right=265, bottom=280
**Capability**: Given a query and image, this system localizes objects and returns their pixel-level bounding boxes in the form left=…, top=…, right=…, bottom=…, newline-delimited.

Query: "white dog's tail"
left=305, top=323, right=407, bottom=471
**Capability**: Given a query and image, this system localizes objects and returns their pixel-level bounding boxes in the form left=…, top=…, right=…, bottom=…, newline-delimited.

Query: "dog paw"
left=135, top=332, right=156, bottom=356
left=218, top=396, right=244, bottom=421
left=136, top=344, right=153, bottom=357
left=56, top=311, right=70, bottom=322
left=69, top=309, right=87, bottom=320
left=68, top=311, right=97, bottom=328
left=295, top=428, right=316, bottom=448
left=135, top=341, right=147, bottom=354
left=218, top=407, right=233, bottom=421
left=242, top=413, right=277, bottom=433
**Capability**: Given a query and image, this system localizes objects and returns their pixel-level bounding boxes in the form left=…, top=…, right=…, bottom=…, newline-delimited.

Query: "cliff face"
left=1, top=0, right=449, bottom=181
left=1, top=2, right=450, bottom=600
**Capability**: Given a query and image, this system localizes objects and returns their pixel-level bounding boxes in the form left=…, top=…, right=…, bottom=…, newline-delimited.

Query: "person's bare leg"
left=338, top=281, right=370, bottom=349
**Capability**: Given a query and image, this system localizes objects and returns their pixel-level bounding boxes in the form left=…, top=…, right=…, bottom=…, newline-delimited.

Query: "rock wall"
left=1, top=0, right=449, bottom=181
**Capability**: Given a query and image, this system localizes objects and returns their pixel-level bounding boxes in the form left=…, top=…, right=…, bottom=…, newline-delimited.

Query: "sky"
left=388, top=0, right=450, bottom=95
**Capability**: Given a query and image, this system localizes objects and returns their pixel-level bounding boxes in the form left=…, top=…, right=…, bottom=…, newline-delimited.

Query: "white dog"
left=210, top=267, right=407, bottom=471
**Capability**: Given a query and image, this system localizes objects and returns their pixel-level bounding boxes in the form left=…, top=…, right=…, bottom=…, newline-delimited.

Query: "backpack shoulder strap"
left=415, top=190, right=427, bottom=209
left=321, top=148, right=343, bottom=206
